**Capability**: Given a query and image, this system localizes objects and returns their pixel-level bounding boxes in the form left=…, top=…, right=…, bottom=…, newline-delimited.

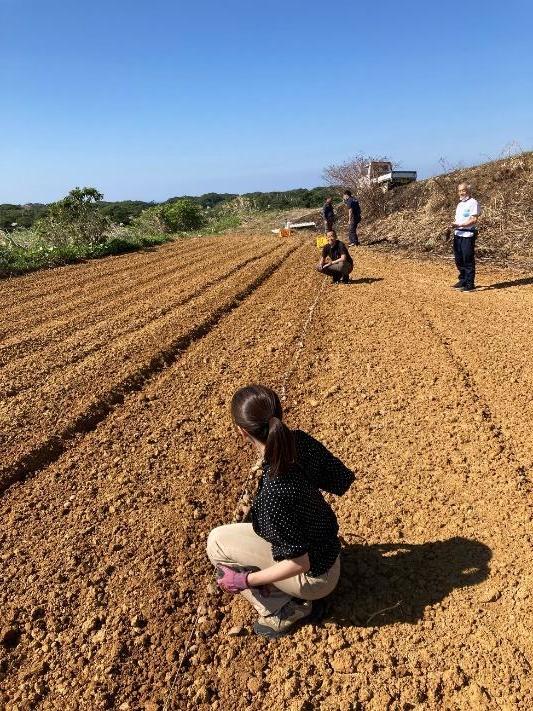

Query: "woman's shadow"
left=316, top=537, right=491, bottom=627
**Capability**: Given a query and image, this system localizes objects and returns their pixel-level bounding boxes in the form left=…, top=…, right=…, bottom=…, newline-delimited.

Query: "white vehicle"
left=361, top=161, right=417, bottom=191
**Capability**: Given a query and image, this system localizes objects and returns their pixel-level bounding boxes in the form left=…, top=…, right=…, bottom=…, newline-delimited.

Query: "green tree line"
left=1, top=186, right=331, bottom=231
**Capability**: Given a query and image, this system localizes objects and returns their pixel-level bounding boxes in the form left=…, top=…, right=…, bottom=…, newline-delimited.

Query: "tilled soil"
left=0, top=236, right=532, bottom=710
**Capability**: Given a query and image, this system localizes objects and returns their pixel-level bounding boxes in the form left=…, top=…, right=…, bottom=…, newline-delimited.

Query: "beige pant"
left=206, top=523, right=340, bottom=617
left=316, top=261, right=353, bottom=277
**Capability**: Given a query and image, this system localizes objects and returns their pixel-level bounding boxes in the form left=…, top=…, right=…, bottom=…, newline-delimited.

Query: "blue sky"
left=1, top=0, right=532, bottom=203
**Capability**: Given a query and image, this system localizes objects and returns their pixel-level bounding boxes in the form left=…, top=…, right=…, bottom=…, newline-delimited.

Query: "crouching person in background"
left=206, top=384, right=354, bottom=638
left=316, top=229, right=354, bottom=284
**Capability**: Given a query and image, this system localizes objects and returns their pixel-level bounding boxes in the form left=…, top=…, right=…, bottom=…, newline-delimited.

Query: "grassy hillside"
left=295, top=152, right=533, bottom=264
left=368, top=152, right=533, bottom=262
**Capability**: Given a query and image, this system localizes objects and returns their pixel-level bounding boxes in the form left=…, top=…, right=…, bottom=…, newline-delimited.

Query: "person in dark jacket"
left=206, top=385, right=354, bottom=638
left=343, top=189, right=361, bottom=246
left=316, top=229, right=354, bottom=284
left=322, top=196, right=336, bottom=231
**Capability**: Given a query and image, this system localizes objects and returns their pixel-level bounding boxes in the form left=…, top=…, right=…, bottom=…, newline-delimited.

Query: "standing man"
left=316, top=230, right=353, bottom=284
left=322, top=196, right=336, bottom=232
left=452, top=183, right=480, bottom=291
left=343, top=190, right=361, bottom=246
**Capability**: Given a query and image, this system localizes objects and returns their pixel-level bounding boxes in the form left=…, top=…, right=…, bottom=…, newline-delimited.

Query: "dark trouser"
left=324, top=218, right=334, bottom=231
left=348, top=223, right=359, bottom=245
left=453, top=235, right=476, bottom=287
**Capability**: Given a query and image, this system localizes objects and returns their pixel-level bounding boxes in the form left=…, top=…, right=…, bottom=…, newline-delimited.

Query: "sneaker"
left=452, top=281, right=464, bottom=289
left=461, top=285, right=475, bottom=292
left=341, top=276, right=350, bottom=284
left=253, top=599, right=312, bottom=639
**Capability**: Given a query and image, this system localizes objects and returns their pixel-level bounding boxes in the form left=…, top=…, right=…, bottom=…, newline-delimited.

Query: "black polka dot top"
left=251, top=430, right=354, bottom=577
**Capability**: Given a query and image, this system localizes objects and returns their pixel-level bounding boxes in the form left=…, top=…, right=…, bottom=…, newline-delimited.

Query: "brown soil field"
left=1, top=235, right=532, bottom=710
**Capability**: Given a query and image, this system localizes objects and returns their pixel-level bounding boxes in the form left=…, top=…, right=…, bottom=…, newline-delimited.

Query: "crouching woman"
left=206, top=384, right=354, bottom=638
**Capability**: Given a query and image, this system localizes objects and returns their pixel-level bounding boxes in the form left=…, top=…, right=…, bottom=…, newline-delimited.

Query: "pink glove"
left=216, top=565, right=250, bottom=593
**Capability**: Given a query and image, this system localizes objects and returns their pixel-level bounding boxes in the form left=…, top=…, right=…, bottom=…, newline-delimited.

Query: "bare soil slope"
left=1, top=236, right=532, bottom=710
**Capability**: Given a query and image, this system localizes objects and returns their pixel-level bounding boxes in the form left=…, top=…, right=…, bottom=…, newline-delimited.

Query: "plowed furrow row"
left=2, top=233, right=241, bottom=306
left=0, top=240, right=299, bottom=493
left=0, top=239, right=182, bottom=310
left=0, top=252, right=194, bottom=346
left=0, top=240, right=277, bottom=368
left=421, top=307, right=533, bottom=473
left=0, top=243, right=282, bottom=397
left=0, top=234, right=253, bottom=341
left=384, top=261, right=533, bottom=476
left=418, top=311, right=531, bottom=492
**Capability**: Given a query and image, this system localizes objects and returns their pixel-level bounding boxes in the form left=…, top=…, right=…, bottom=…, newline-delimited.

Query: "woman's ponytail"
left=231, top=385, right=295, bottom=477
left=265, top=415, right=295, bottom=478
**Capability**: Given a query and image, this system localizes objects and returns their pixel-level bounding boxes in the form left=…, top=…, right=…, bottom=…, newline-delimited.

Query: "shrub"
left=203, top=210, right=241, bottom=234
left=0, top=200, right=172, bottom=278
left=128, top=206, right=167, bottom=237
left=35, top=187, right=109, bottom=246
left=160, top=199, right=204, bottom=232
left=0, top=224, right=171, bottom=278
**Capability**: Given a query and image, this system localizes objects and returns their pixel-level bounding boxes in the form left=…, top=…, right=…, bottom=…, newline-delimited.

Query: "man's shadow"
left=479, top=276, right=533, bottom=291
left=317, top=537, right=491, bottom=627
left=347, top=277, right=383, bottom=285
left=364, top=238, right=389, bottom=246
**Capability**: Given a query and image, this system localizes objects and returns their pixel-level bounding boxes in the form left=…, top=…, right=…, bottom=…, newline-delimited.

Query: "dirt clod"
left=246, top=677, right=263, bottom=694
left=130, top=615, right=147, bottom=629
left=227, top=626, right=244, bottom=636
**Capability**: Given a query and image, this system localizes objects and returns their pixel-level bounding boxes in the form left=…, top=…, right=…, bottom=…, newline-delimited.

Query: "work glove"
left=216, top=565, right=250, bottom=593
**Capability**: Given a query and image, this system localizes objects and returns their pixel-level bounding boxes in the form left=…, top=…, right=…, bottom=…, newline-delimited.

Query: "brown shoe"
left=253, top=600, right=312, bottom=639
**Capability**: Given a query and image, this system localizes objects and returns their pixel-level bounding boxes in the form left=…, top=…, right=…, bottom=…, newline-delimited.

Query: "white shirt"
left=454, top=197, right=480, bottom=237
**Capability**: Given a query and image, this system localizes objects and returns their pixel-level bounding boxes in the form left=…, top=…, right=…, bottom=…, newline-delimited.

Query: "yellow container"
left=316, top=234, right=328, bottom=249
